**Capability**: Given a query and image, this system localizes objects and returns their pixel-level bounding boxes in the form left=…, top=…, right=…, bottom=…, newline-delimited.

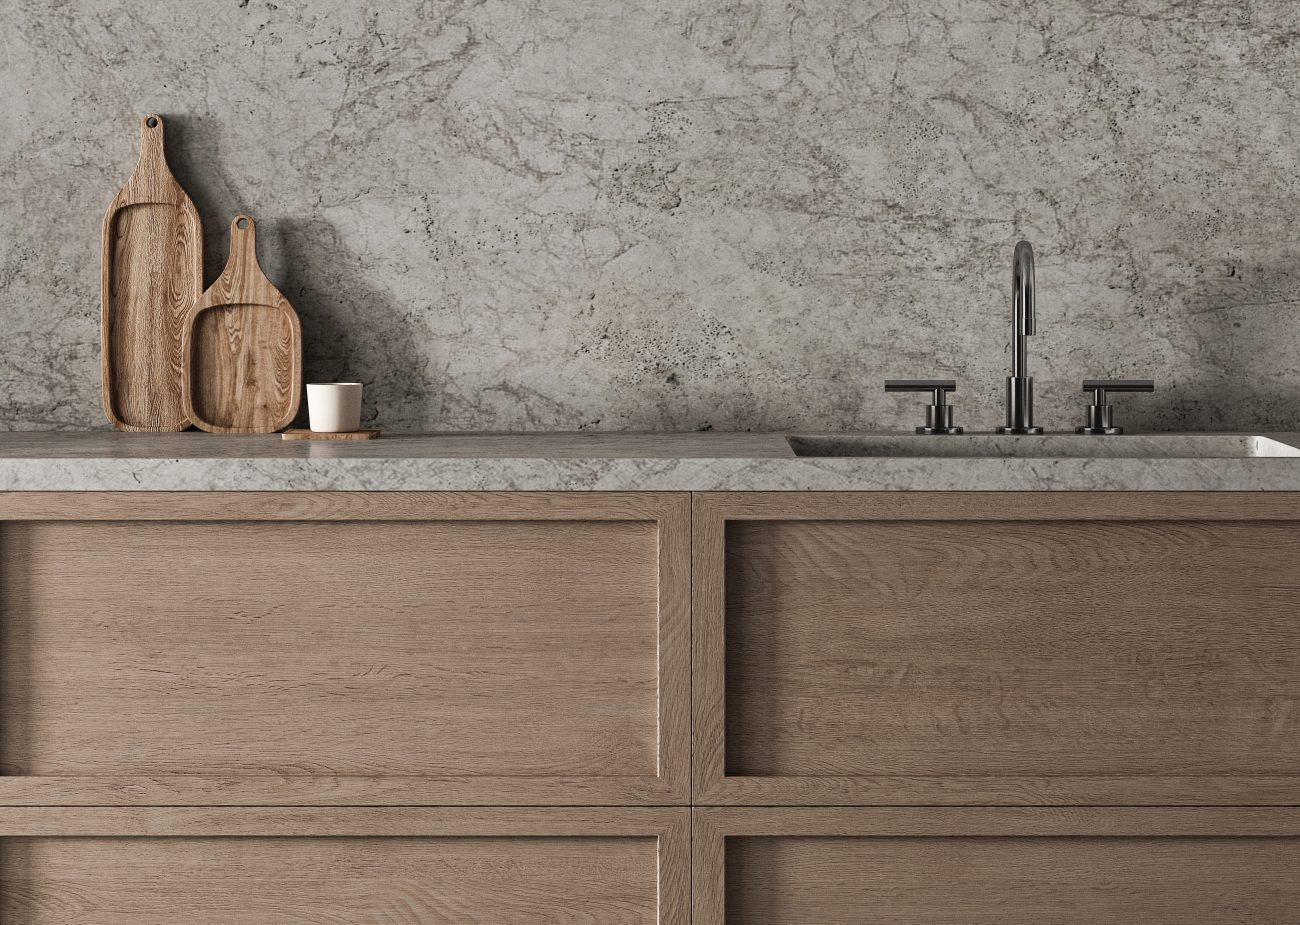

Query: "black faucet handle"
left=884, top=380, right=962, bottom=435
left=885, top=379, right=956, bottom=398
left=1078, top=379, right=1155, bottom=435
left=1082, top=379, right=1155, bottom=396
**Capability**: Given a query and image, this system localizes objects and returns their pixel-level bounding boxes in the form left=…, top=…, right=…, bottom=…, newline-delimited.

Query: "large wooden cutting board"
left=101, top=114, right=202, bottom=431
left=181, top=215, right=302, bottom=433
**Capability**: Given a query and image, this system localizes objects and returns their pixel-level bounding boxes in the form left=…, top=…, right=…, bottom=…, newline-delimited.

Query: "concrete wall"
left=3, top=1, right=1298, bottom=432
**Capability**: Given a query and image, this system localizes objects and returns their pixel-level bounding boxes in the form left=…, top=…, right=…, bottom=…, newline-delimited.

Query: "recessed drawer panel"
left=695, top=493, right=1300, bottom=804
left=0, top=492, right=689, bottom=805
left=695, top=808, right=1300, bottom=925
left=0, top=807, right=687, bottom=925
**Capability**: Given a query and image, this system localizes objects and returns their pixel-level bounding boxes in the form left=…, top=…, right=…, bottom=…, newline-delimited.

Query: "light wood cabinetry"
left=1, top=489, right=1297, bottom=921
left=0, top=492, right=689, bottom=806
left=0, top=807, right=687, bottom=924
left=695, top=808, right=1300, bottom=924
left=694, top=492, right=1300, bottom=806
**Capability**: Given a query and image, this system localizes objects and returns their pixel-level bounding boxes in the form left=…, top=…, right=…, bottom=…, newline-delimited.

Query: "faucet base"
left=995, top=426, right=1044, bottom=435
left=999, top=376, right=1040, bottom=434
left=1077, top=426, right=1122, bottom=435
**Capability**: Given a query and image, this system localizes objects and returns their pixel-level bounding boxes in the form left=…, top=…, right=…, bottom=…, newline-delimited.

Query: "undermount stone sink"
left=786, top=434, right=1300, bottom=459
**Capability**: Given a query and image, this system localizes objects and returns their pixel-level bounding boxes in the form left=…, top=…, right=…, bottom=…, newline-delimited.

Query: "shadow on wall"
left=1138, top=382, right=1300, bottom=433
left=273, top=219, right=434, bottom=430
left=156, top=113, right=237, bottom=286
left=1139, top=257, right=1300, bottom=433
left=157, top=114, right=434, bottom=430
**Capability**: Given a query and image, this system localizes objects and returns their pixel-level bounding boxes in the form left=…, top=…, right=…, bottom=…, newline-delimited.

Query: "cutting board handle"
left=137, top=114, right=166, bottom=166
left=228, top=213, right=256, bottom=253
left=125, top=113, right=180, bottom=203
left=222, top=213, right=264, bottom=277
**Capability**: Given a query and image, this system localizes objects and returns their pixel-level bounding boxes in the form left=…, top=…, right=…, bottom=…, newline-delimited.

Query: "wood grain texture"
left=181, top=215, right=301, bottom=433
left=695, top=808, right=1300, bottom=925
left=694, top=491, right=1300, bottom=521
left=695, top=492, right=1300, bottom=805
left=101, top=114, right=201, bottom=432
left=0, top=807, right=687, bottom=925
left=4, top=487, right=1296, bottom=920
left=723, top=839, right=1300, bottom=924
left=0, top=492, right=689, bottom=805
left=0, top=806, right=690, bottom=837
left=0, top=491, right=678, bottom=521
left=2, top=837, right=655, bottom=925
left=696, top=805, right=1300, bottom=838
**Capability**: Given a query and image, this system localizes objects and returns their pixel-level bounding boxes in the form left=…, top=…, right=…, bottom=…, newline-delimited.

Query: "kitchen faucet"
left=886, top=238, right=1155, bottom=434
left=997, top=240, right=1043, bottom=434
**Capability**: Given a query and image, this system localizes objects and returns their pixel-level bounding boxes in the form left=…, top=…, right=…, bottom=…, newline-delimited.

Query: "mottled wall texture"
left=3, top=1, right=1299, bottom=432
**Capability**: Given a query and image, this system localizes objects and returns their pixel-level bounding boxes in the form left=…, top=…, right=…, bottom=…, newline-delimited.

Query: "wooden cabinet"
left=2, top=489, right=1298, bottom=921
left=694, top=808, right=1300, bottom=924
left=694, top=492, right=1300, bottom=806
left=0, top=807, right=688, bottom=924
left=0, top=492, right=689, bottom=806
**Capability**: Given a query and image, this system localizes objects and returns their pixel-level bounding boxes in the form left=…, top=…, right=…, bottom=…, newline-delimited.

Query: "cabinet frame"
left=0, top=491, right=691, bottom=807
left=693, top=806, right=1300, bottom=925
left=0, top=806, right=688, bottom=925
left=693, top=491, right=1300, bottom=806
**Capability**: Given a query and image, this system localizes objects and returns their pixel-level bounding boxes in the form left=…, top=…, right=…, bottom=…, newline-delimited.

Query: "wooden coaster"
left=281, top=428, right=381, bottom=441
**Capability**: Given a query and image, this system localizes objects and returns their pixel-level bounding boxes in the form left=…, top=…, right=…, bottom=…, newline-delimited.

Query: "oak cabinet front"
left=3, top=488, right=1298, bottom=922
left=0, top=492, right=689, bottom=806
left=0, top=808, right=688, bottom=925
left=694, top=808, right=1300, bottom=925
left=694, top=492, right=1300, bottom=805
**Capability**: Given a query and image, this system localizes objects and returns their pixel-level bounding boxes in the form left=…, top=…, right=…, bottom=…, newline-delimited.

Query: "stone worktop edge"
left=2, top=432, right=1300, bottom=491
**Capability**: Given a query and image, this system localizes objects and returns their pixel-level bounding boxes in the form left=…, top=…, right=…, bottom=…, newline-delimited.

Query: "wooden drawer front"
left=695, top=493, right=1300, bottom=804
left=695, top=808, right=1300, bottom=924
left=0, top=492, right=689, bottom=805
left=0, top=808, right=687, bottom=924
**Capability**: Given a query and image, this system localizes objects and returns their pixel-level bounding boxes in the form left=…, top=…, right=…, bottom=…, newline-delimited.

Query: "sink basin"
left=787, top=434, right=1300, bottom=459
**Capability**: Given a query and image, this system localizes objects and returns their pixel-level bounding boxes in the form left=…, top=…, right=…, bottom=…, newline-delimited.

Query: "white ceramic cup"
left=306, top=383, right=363, bottom=433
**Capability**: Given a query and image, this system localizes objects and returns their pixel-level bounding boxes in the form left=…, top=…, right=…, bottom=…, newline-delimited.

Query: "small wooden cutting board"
left=181, top=215, right=302, bottom=433
left=101, top=114, right=202, bottom=432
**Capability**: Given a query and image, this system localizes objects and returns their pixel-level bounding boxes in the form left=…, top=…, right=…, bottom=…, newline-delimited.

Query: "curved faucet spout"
left=1012, top=240, right=1035, bottom=377
left=997, top=239, right=1044, bottom=434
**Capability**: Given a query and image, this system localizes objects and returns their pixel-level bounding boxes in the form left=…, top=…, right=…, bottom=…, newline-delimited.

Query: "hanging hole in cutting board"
left=146, top=116, right=159, bottom=128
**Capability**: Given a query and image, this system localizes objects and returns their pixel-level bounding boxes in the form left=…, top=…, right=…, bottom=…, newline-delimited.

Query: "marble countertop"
left=3, top=431, right=1300, bottom=491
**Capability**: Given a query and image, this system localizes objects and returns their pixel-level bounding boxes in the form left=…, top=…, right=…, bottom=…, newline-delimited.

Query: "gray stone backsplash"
left=2, top=1, right=1298, bottom=432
